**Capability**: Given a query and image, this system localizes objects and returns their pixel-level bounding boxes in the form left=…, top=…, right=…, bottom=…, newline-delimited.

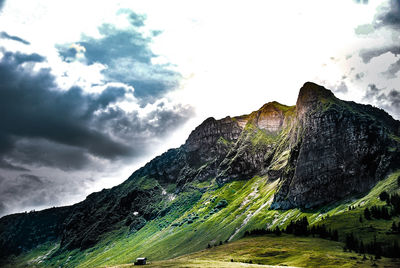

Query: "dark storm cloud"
left=93, top=103, right=195, bottom=142
left=92, top=86, right=129, bottom=111
left=374, top=0, right=400, bottom=29
left=13, top=52, right=45, bottom=64
left=0, top=52, right=131, bottom=160
left=0, top=159, right=30, bottom=171
left=0, top=50, right=46, bottom=64
left=0, top=203, right=5, bottom=217
left=57, top=10, right=181, bottom=102
left=9, top=139, right=93, bottom=171
left=0, top=32, right=30, bottom=45
left=0, top=174, right=45, bottom=202
left=0, top=173, right=79, bottom=216
left=0, top=49, right=193, bottom=171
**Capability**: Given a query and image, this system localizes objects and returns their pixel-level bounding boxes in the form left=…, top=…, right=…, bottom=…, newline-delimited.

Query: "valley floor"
left=108, top=235, right=400, bottom=268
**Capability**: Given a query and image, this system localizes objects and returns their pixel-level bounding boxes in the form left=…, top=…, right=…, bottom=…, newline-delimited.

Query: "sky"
left=0, top=0, right=399, bottom=216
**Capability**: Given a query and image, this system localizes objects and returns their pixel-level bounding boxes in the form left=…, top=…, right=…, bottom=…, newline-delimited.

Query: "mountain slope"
left=4, top=170, right=400, bottom=267
left=1, top=82, right=400, bottom=267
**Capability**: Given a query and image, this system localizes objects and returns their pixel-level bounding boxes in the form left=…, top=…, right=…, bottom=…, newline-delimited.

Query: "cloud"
left=374, top=0, right=400, bottom=29
left=364, top=84, right=400, bottom=117
left=0, top=172, right=83, bottom=216
left=57, top=10, right=181, bottom=102
left=355, top=72, right=365, bottom=80
left=0, top=174, right=46, bottom=206
left=0, top=0, right=5, bottom=11
left=364, top=83, right=383, bottom=100
left=0, top=50, right=46, bottom=64
left=354, top=0, right=369, bottom=4
left=117, top=8, right=147, bottom=27
left=57, top=43, right=86, bottom=62
left=382, top=58, right=400, bottom=78
left=355, top=1, right=400, bottom=65
left=0, top=50, right=193, bottom=170
left=359, top=46, right=400, bottom=63
left=332, top=81, right=348, bottom=94
left=0, top=159, right=30, bottom=171
left=9, top=139, right=93, bottom=171
left=0, top=52, right=130, bottom=160
left=92, top=102, right=194, bottom=143
left=0, top=202, right=5, bottom=216
left=0, top=31, right=30, bottom=45
left=352, top=1, right=400, bottom=86
left=355, top=0, right=400, bottom=33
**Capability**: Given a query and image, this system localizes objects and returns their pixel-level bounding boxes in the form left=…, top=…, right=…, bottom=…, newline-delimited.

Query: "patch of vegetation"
left=217, top=136, right=231, bottom=147
left=246, top=216, right=339, bottom=242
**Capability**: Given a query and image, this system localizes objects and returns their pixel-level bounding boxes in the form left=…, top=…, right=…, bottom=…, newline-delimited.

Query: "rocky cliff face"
left=215, top=102, right=295, bottom=183
left=252, top=101, right=290, bottom=132
left=1, top=81, right=400, bottom=258
left=271, top=82, right=400, bottom=209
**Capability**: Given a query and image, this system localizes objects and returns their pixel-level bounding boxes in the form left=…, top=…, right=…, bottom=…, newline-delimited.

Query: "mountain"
left=1, top=82, right=400, bottom=267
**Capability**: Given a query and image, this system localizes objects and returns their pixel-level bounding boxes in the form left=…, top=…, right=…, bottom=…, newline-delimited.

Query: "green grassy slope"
left=6, top=170, right=400, bottom=268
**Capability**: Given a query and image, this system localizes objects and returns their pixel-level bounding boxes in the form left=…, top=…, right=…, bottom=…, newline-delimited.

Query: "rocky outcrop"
left=216, top=102, right=295, bottom=183
left=184, top=116, right=242, bottom=160
left=253, top=101, right=290, bottom=132
left=295, top=82, right=335, bottom=118
left=270, top=82, right=400, bottom=209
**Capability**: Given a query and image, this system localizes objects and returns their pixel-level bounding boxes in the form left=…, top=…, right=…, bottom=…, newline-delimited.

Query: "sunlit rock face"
left=255, top=102, right=286, bottom=133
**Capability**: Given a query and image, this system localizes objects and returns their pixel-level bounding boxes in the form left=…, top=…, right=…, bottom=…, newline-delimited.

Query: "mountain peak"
left=259, top=101, right=290, bottom=111
left=296, top=82, right=335, bottom=116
